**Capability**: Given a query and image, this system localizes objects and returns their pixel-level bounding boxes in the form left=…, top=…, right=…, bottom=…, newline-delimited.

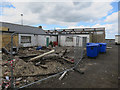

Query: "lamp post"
left=21, top=14, right=23, bottom=25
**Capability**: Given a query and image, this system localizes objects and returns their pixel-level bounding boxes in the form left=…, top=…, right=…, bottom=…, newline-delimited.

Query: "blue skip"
left=86, top=43, right=107, bottom=58
left=99, top=43, right=107, bottom=53
left=86, top=44, right=99, bottom=57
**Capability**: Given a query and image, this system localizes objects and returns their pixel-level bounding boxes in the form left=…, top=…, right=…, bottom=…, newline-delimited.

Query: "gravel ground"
left=26, top=43, right=118, bottom=88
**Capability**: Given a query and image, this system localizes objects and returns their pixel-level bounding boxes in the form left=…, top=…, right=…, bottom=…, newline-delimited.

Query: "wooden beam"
left=29, top=50, right=55, bottom=61
left=0, top=27, right=9, bottom=31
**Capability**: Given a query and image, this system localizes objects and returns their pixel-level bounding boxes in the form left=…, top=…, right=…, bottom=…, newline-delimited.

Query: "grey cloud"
left=23, top=2, right=95, bottom=23
left=4, top=2, right=112, bottom=26
left=73, top=2, right=92, bottom=9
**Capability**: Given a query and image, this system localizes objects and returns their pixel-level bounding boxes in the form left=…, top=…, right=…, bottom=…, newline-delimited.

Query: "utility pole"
left=21, top=14, right=23, bottom=25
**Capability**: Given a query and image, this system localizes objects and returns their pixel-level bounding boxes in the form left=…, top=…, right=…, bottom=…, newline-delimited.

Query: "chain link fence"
left=18, top=35, right=89, bottom=89
left=2, top=34, right=89, bottom=89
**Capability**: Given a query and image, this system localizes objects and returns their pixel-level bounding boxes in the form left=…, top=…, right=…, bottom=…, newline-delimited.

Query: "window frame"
left=21, top=36, right=31, bottom=43
left=65, top=36, right=73, bottom=42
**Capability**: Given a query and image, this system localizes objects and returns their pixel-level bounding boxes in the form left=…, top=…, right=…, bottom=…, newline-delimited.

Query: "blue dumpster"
left=95, top=43, right=100, bottom=53
left=93, top=43, right=100, bottom=54
left=86, top=44, right=99, bottom=57
left=87, top=43, right=100, bottom=54
left=99, top=43, right=107, bottom=53
left=86, top=43, right=93, bottom=45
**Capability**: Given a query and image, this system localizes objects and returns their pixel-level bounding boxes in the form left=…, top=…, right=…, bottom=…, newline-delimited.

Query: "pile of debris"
left=13, top=59, right=67, bottom=76
left=2, top=46, right=75, bottom=88
left=18, top=46, right=50, bottom=57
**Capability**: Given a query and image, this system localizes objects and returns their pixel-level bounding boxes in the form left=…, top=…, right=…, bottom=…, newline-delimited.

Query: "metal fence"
left=2, top=33, right=89, bottom=89
left=0, top=32, right=2, bottom=90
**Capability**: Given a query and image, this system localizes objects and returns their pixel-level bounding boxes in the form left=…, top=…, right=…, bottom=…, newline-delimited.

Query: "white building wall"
left=60, top=35, right=74, bottom=46
left=59, top=34, right=90, bottom=47
left=34, top=35, right=38, bottom=46
left=38, top=35, right=47, bottom=46
left=37, top=35, right=57, bottom=46
left=19, top=34, right=89, bottom=47
left=19, top=34, right=37, bottom=47
left=19, top=34, right=57, bottom=47
left=50, top=36, right=57, bottom=42
left=76, top=34, right=90, bottom=46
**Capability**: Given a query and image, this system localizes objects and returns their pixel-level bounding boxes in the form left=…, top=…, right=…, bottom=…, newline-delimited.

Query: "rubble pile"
left=13, top=59, right=67, bottom=76
left=18, top=47, right=50, bottom=56
left=14, top=60, right=40, bottom=76
left=2, top=46, right=75, bottom=88
left=2, top=54, right=11, bottom=61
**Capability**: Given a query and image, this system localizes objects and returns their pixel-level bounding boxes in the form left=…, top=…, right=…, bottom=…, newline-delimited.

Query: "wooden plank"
left=59, top=71, right=67, bottom=80
left=2, top=33, right=19, bottom=50
left=0, top=27, right=9, bottom=31
left=29, top=50, right=55, bottom=61
left=107, top=47, right=112, bottom=49
left=61, top=57, right=74, bottom=63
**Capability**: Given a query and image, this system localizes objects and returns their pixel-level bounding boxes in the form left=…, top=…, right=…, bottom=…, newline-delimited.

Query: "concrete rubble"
left=1, top=46, right=75, bottom=88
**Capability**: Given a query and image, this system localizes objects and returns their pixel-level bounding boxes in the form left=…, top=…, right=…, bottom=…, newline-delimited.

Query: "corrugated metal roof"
left=0, top=22, right=46, bottom=34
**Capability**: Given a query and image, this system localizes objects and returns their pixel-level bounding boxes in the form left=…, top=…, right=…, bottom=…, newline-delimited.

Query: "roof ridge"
left=0, top=21, right=41, bottom=29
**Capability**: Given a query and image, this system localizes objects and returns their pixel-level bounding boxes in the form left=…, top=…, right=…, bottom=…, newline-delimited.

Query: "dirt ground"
left=1, top=42, right=119, bottom=89
left=27, top=42, right=118, bottom=88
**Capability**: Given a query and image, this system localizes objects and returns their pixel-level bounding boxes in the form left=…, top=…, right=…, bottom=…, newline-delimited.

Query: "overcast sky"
left=0, top=0, right=119, bottom=39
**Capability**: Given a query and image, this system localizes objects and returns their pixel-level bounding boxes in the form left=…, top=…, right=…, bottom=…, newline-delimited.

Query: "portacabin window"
left=21, top=36, right=31, bottom=43
left=66, top=36, right=73, bottom=42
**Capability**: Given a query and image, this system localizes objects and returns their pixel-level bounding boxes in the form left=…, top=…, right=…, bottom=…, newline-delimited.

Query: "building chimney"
left=38, top=26, right=42, bottom=29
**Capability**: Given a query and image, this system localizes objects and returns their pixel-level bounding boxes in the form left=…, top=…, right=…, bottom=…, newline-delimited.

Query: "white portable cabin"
left=115, top=35, right=120, bottom=44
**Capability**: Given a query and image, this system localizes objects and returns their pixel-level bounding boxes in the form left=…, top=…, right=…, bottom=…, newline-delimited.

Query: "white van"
left=115, top=35, right=120, bottom=44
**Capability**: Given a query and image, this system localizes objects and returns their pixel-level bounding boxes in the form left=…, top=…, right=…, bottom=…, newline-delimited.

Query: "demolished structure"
left=0, top=22, right=106, bottom=89
left=45, top=28, right=105, bottom=46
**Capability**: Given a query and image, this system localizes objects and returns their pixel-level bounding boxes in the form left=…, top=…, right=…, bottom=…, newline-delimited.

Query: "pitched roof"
left=0, top=22, right=46, bottom=34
